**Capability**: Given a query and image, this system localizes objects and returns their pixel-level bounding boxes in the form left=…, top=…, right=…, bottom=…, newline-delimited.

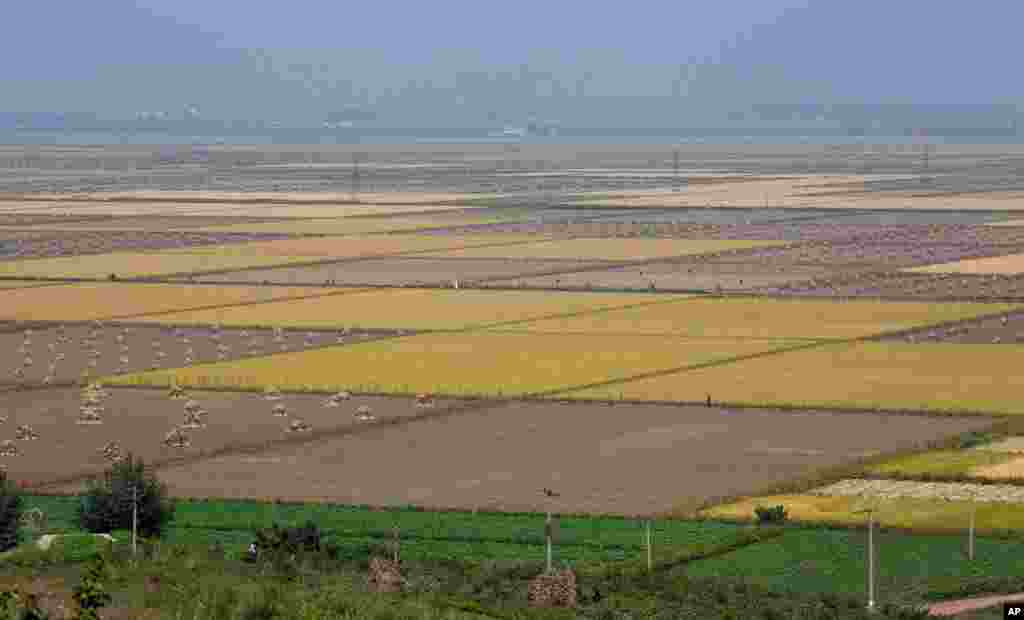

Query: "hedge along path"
left=0, top=234, right=550, bottom=280
left=125, top=288, right=688, bottom=331
left=0, top=282, right=375, bottom=323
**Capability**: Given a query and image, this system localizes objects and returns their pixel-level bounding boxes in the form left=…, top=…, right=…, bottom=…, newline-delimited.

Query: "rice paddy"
left=499, top=297, right=1014, bottom=340
left=564, top=342, right=1024, bottom=414
left=127, top=288, right=683, bottom=330
left=0, top=282, right=351, bottom=322
left=106, top=331, right=802, bottom=397
left=866, top=450, right=1017, bottom=478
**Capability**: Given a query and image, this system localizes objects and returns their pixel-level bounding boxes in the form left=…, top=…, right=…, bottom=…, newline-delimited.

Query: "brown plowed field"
left=7, top=388, right=456, bottom=488
left=0, top=323, right=399, bottom=388
left=123, top=401, right=988, bottom=515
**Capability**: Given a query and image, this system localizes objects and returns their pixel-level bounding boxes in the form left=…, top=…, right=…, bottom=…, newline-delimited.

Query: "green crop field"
left=20, top=494, right=750, bottom=564
left=683, top=526, right=1024, bottom=605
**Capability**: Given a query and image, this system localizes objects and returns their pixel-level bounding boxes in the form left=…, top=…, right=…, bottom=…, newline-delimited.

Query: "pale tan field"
left=574, top=175, right=1024, bottom=210
left=194, top=212, right=521, bottom=235
left=0, top=200, right=484, bottom=218
left=429, top=238, right=782, bottom=261
left=565, top=342, right=1024, bottom=414
left=907, top=253, right=1024, bottom=275
left=970, top=457, right=1024, bottom=480
left=0, top=250, right=311, bottom=279
left=0, top=235, right=540, bottom=279
left=0, top=283, right=346, bottom=322
left=986, top=219, right=1024, bottom=227
left=700, top=494, right=1024, bottom=532
left=13, top=190, right=492, bottom=204
left=501, top=297, right=1011, bottom=340
left=128, top=289, right=683, bottom=330
left=109, top=331, right=800, bottom=397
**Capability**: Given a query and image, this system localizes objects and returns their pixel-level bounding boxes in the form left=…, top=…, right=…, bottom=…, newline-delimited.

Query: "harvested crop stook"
left=108, top=332, right=800, bottom=397
left=506, top=297, right=1015, bottom=340
left=431, top=238, right=783, bottom=261
left=130, top=288, right=684, bottom=331
left=567, top=342, right=1024, bottom=415
left=0, top=283, right=346, bottom=322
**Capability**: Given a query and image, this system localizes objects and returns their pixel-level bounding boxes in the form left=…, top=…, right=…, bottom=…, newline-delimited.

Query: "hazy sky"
left=2, top=1, right=1022, bottom=120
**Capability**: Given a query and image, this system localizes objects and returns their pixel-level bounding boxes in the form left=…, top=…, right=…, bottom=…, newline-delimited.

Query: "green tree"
left=0, top=471, right=23, bottom=552
left=77, top=454, right=174, bottom=538
left=72, top=555, right=111, bottom=620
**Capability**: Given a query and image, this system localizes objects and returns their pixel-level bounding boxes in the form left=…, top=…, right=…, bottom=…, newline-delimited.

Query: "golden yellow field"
left=0, top=234, right=540, bottom=279
left=502, top=297, right=1012, bottom=340
left=0, top=250, right=313, bottom=279
left=565, top=342, right=1024, bottom=414
left=907, top=253, right=1024, bottom=275
left=698, top=494, right=1024, bottom=532
left=430, top=238, right=784, bottom=261
left=129, top=289, right=684, bottom=330
left=0, top=283, right=349, bottom=322
left=107, top=332, right=803, bottom=397
left=0, top=280, right=57, bottom=289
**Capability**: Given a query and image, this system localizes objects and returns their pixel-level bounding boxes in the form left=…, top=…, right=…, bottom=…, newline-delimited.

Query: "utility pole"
left=645, top=519, right=653, bottom=572
left=969, top=505, right=976, bottom=561
left=351, top=152, right=361, bottom=202
left=855, top=508, right=876, bottom=612
left=673, top=148, right=680, bottom=193
left=132, top=484, right=138, bottom=557
left=545, top=510, right=553, bottom=573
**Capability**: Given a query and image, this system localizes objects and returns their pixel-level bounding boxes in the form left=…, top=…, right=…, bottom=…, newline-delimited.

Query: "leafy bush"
left=954, top=431, right=995, bottom=449
left=77, top=453, right=174, bottom=538
left=72, top=555, right=112, bottom=620
left=754, top=505, right=788, bottom=525
left=253, top=520, right=323, bottom=556
left=0, top=471, right=23, bottom=552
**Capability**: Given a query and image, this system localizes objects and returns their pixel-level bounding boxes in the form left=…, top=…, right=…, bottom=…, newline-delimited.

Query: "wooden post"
left=392, top=525, right=399, bottom=564
left=645, top=519, right=653, bottom=573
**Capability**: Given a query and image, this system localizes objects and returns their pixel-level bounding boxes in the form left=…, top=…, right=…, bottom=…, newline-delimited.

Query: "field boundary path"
left=927, top=592, right=1024, bottom=616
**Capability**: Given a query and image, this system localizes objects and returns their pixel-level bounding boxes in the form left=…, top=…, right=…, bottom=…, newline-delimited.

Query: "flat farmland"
left=500, top=260, right=844, bottom=292
left=193, top=211, right=528, bottom=235
left=769, top=271, right=1024, bottom=300
left=0, top=215, right=295, bottom=231
left=0, top=283, right=350, bottom=322
left=126, top=288, right=679, bottom=331
left=501, top=297, right=1014, bottom=340
left=701, top=493, right=1024, bottom=534
left=107, top=331, right=799, bottom=397
left=908, top=253, right=1024, bottom=275
left=566, top=342, right=1024, bottom=414
left=0, top=323, right=388, bottom=387
left=0, top=234, right=541, bottom=279
left=5, top=388, right=454, bottom=488
left=0, top=230, right=287, bottom=261
left=194, top=257, right=605, bottom=287
left=429, top=238, right=784, bottom=261
left=138, top=402, right=985, bottom=515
